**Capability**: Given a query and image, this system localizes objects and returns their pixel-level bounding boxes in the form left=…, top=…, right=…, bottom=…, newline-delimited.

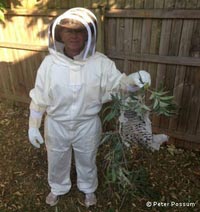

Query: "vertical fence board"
left=148, top=20, right=161, bottom=88
left=84, top=0, right=92, bottom=7
left=60, top=0, right=69, bottom=8
left=107, top=0, right=117, bottom=8
left=125, top=0, right=135, bottom=8
left=175, top=0, right=186, bottom=8
left=105, top=18, right=116, bottom=52
left=131, top=19, right=142, bottom=54
left=165, top=19, right=183, bottom=130
left=141, top=0, right=153, bottom=70
left=123, top=18, right=133, bottom=74
left=186, top=68, right=200, bottom=134
left=134, top=0, right=144, bottom=8
left=148, top=0, right=163, bottom=87
left=176, top=20, right=194, bottom=132
left=157, top=0, right=176, bottom=130
left=154, top=0, right=165, bottom=8
left=124, top=18, right=133, bottom=55
left=186, top=17, right=200, bottom=135
left=153, top=19, right=172, bottom=128
left=164, top=0, right=176, bottom=8
left=175, top=0, right=195, bottom=134
left=68, top=0, right=76, bottom=8
left=150, top=0, right=164, bottom=127
left=197, top=112, right=200, bottom=135
left=186, top=0, right=198, bottom=8
left=115, top=0, right=126, bottom=8
left=129, top=61, right=140, bottom=74
left=134, top=0, right=144, bottom=70
left=75, top=0, right=84, bottom=7
left=13, top=50, right=26, bottom=95
left=0, top=59, right=11, bottom=99
left=116, top=18, right=124, bottom=52
left=168, top=0, right=187, bottom=131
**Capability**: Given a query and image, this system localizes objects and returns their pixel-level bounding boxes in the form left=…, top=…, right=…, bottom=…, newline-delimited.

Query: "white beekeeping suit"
left=28, top=7, right=151, bottom=207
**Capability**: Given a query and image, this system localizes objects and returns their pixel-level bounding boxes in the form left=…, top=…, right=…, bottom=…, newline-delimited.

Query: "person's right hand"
left=28, top=127, right=44, bottom=148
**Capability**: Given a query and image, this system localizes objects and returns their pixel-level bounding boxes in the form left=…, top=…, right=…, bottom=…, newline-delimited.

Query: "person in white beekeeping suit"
left=28, top=7, right=151, bottom=207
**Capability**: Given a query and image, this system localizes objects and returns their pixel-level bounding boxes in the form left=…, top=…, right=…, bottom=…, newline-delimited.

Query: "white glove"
left=128, top=70, right=151, bottom=88
left=28, top=127, right=44, bottom=148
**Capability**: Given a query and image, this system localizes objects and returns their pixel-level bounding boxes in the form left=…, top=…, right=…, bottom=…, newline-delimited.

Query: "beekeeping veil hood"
left=48, top=7, right=97, bottom=60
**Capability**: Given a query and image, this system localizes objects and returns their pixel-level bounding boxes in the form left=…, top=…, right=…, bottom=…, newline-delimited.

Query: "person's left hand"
left=128, top=70, right=151, bottom=88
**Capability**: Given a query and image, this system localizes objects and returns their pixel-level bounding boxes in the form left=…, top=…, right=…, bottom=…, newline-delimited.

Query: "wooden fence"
left=0, top=0, right=200, bottom=146
left=104, top=0, right=200, bottom=145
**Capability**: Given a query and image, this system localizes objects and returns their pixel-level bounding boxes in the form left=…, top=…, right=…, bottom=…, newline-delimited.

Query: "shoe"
left=46, top=192, right=59, bottom=206
left=84, top=193, right=97, bottom=207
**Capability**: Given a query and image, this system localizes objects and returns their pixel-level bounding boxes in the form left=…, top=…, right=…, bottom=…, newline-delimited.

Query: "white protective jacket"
left=30, top=51, right=125, bottom=122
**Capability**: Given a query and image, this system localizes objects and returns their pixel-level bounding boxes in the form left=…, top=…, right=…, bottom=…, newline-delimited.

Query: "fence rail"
left=0, top=42, right=47, bottom=52
left=105, top=9, right=200, bottom=19
left=107, top=51, right=200, bottom=67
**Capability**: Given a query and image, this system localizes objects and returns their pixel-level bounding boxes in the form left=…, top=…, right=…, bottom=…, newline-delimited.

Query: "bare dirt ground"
left=0, top=101, right=200, bottom=212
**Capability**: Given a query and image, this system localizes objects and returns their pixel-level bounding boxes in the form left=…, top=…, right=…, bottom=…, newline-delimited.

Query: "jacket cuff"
left=120, top=74, right=135, bottom=90
left=29, top=116, right=42, bottom=128
left=30, top=101, right=46, bottom=113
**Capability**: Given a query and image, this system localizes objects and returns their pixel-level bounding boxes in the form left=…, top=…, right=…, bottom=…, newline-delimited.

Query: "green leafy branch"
left=100, top=85, right=177, bottom=206
left=127, top=85, right=177, bottom=119
left=149, top=88, right=177, bottom=116
left=102, top=85, right=177, bottom=126
left=0, top=0, right=6, bottom=22
left=100, top=132, right=160, bottom=205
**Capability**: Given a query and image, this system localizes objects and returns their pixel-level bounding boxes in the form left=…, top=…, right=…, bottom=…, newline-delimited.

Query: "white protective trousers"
left=45, top=115, right=101, bottom=195
left=29, top=51, right=125, bottom=195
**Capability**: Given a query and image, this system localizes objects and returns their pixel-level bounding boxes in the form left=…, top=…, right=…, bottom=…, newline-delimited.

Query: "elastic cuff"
left=30, top=101, right=46, bottom=113
left=30, top=109, right=43, bottom=118
left=120, top=74, right=135, bottom=91
left=29, top=116, right=42, bottom=128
